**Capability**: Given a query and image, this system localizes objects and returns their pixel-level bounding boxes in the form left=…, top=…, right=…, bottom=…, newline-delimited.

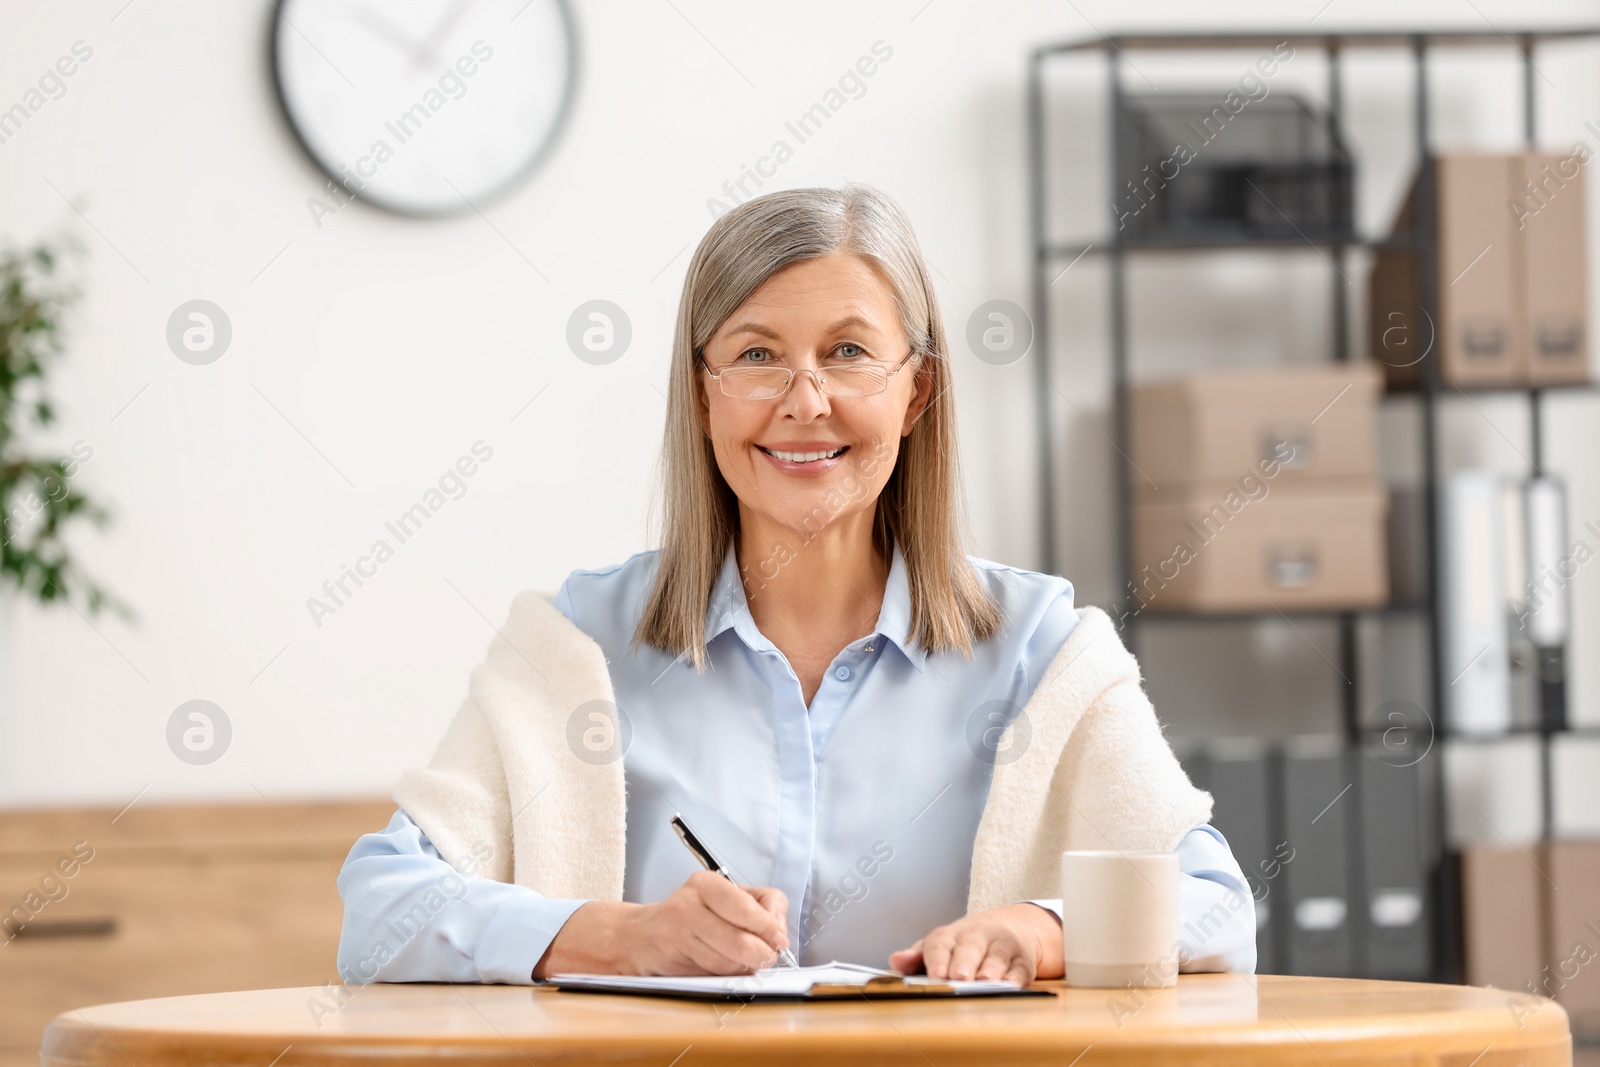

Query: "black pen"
left=670, top=812, right=799, bottom=969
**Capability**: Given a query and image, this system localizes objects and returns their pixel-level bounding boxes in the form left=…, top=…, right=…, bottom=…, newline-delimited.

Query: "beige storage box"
left=1521, top=152, right=1591, bottom=386
left=1128, top=363, right=1382, bottom=493
left=1460, top=844, right=1545, bottom=994
left=1368, top=151, right=1590, bottom=389
left=1543, top=840, right=1600, bottom=1040
left=1129, top=481, right=1388, bottom=613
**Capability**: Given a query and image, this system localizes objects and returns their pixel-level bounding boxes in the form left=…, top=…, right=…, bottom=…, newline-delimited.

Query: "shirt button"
left=834, top=666, right=851, bottom=681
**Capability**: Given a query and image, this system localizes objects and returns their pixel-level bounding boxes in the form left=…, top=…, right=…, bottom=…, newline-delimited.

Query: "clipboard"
left=548, top=961, right=1056, bottom=1001
left=805, top=974, right=1054, bottom=999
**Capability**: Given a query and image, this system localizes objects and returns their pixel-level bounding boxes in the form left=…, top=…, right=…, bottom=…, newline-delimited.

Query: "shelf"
left=1042, top=233, right=1413, bottom=257
left=1036, top=26, right=1600, bottom=59
left=1116, top=604, right=1426, bottom=623
left=1380, top=381, right=1599, bottom=398
left=1434, top=724, right=1600, bottom=740
left=1028, top=24, right=1595, bottom=987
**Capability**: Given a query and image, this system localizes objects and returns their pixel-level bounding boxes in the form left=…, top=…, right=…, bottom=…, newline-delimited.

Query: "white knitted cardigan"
left=394, top=591, right=1213, bottom=914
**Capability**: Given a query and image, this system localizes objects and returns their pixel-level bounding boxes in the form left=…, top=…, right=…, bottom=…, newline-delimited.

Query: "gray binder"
left=1358, top=750, right=1430, bottom=979
left=1211, top=739, right=1278, bottom=975
left=1280, top=737, right=1353, bottom=976
left=1184, top=739, right=1278, bottom=974
left=1174, top=741, right=1208, bottom=795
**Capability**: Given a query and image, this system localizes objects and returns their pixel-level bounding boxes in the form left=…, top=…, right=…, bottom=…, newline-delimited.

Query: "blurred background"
left=1, top=0, right=1598, bottom=1057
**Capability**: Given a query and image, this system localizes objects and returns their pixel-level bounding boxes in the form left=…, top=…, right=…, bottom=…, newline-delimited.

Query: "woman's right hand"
left=532, top=870, right=791, bottom=978
left=625, top=870, right=791, bottom=975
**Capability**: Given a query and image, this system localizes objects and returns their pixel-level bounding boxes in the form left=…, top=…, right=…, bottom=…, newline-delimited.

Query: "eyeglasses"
left=698, top=347, right=919, bottom=400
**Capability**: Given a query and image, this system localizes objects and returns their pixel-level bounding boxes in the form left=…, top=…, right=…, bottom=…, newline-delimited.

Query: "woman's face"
left=695, top=252, right=932, bottom=544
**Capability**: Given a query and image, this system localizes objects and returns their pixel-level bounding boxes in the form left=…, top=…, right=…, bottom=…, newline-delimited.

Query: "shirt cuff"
left=1015, top=899, right=1065, bottom=924
left=474, top=895, right=591, bottom=984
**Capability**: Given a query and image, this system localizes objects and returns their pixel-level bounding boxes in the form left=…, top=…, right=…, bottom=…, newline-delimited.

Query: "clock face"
left=271, top=0, right=576, bottom=217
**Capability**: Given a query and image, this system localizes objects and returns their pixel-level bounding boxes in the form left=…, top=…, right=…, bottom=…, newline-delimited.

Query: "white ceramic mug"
left=1059, top=850, right=1180, bottom=988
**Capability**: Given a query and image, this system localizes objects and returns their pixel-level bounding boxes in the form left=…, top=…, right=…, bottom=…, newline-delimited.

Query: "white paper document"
left=547, top=960, right=1033, bottom=999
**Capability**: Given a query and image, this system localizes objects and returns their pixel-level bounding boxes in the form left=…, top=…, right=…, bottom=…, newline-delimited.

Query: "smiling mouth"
left=756, top=445, right=849, bottom=463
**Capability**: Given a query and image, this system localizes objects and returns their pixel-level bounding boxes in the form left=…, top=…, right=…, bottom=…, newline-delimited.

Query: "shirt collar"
left=704, top=538, right=928, bottom=672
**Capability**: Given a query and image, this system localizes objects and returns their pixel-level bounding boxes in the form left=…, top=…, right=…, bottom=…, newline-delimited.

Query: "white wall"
left=1, top=0, right=1597, bottom=808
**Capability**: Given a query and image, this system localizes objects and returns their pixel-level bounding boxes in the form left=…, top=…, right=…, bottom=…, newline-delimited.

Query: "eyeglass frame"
left=696, top=344, right=922, bottom=400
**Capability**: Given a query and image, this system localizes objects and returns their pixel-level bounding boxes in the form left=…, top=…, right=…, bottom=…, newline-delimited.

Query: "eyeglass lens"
left=720, top=365, right=886, bottom=399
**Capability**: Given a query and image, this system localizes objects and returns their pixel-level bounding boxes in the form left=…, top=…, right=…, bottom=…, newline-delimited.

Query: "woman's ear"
left=901, top=356, right=934, bottom=436
left=693, top=366, right=712, bottom=437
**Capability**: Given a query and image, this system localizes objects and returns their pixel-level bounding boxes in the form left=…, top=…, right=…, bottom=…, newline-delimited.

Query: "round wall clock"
left=271, top=0, right=577, bottom=217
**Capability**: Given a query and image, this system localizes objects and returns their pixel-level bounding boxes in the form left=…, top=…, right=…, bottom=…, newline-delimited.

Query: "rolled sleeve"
left=475, top=892, right=589, bottom=984
left=337, top=808, right=591, bottom=985
left=1171, top=824, right=1257, bottom=974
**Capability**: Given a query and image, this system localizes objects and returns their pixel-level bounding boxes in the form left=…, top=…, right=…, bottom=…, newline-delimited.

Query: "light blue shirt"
left=336, top=540, right=1257, bottom=984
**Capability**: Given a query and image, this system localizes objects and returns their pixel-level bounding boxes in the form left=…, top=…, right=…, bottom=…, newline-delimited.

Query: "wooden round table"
left=40, top=975, right=1572, bottom=1066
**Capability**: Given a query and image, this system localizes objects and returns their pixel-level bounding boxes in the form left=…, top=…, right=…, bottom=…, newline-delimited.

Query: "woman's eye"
left=834, top=343, right=864, bottom=360
left=739, top=348, right=771, bottom=364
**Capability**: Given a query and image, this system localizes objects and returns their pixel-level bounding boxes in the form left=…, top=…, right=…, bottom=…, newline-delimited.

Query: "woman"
left=336, top=184, right=1256, bottom=986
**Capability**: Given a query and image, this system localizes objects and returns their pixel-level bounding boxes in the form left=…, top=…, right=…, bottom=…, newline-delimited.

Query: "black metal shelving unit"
left=1027, top=27, right=1600, bottom=985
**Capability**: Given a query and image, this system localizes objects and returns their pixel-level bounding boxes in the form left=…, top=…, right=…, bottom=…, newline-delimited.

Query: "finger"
left=887, top=940, right=925, bottom=974
left=745, top=884, right=790, bottom=924
left=694, top=870, right=782, bottom=936
left=920, top=927, right=956, bottom=978
left=974, top=943, right=1017, bottom=981
left=694, top=872, right=787, bottom=946
left=697, top=917, right=785, bottom=972
left=681, top=899, right=781, bottom=975
left=945, top=933, right=992, bottom=981
left=1003, top=958, right=1033, bottom=986
left=686, top=925, right=757, bottom=975
left=690, top=899, right=789, bottom=972
left=743, top=885, right=792, bottom=955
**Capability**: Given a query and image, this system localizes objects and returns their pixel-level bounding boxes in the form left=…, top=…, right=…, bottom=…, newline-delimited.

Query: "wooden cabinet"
left=0, top=798, right=394, bottom=1059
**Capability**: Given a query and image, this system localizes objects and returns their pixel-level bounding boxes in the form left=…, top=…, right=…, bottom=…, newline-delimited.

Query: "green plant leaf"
left=0, top=237, right=130, bottom=620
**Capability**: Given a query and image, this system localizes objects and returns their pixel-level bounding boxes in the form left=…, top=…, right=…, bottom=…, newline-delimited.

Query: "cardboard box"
left=1129, top=481, right=1387, bottom=613
left=1460, top=844, right=1545, bottom=993
left=1542, top=841, right=1600, bottom=1040
left=1439, top=155, right=1525, bottom=386
left=1368, top=154, right=1524, bottom=388
left=1520, top=153, right=1590, bottom=385
left=1128, top=364, right=1382, bottom=491
left=1368, top=152, right=1592, bottom=388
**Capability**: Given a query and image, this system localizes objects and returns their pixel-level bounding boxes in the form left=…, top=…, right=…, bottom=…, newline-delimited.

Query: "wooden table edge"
left=34, top=978, right=1576, bottom=1067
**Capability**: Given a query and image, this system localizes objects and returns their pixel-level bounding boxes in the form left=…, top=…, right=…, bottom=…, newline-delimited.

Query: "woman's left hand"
left=887, top=903, right=1064, bottom=985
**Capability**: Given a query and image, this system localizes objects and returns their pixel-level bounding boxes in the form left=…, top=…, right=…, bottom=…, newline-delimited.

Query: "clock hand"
left=410, top=0, right=478, bottom=69
left=350, top=5, right=438, bottom=65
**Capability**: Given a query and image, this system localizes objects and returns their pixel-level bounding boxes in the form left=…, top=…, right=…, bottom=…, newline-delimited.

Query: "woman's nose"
left=782, top=368, right=831, bottom=410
